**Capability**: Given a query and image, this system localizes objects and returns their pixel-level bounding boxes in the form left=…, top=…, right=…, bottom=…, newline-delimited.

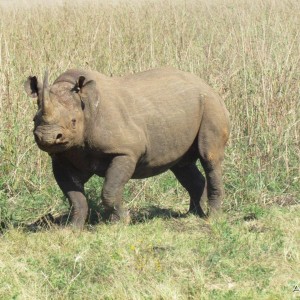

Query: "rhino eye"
left=71, top=119, right=76, bottom=128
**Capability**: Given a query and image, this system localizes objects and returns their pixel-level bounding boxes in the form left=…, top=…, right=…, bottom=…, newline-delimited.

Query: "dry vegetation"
left=0, top=0, right=299, bottom=299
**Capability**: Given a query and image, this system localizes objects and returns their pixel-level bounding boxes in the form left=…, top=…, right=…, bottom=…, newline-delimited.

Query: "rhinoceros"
left=24, top=67, right=230, bottom=228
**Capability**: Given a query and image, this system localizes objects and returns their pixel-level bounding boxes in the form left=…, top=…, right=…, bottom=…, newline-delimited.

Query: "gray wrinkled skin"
left=24, top=67, right=230, bottom=228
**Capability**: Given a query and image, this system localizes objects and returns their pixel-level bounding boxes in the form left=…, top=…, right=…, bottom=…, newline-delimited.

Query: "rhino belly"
left=132, top=135, right=199, bottom=179
left=131, top=107, right=201, bottom=178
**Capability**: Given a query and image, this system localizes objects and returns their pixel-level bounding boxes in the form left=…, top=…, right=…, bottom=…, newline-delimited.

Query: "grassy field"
left=0, top=0, right=299, bottom=299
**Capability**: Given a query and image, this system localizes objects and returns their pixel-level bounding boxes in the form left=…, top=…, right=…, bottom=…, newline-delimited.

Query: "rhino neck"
left=82, top=95, right=101, bottom=147
left=83, top=90, right=100, bottom=121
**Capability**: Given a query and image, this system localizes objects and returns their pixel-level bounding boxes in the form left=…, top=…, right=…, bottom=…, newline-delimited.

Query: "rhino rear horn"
left=43, top=70, right=49, bottom=89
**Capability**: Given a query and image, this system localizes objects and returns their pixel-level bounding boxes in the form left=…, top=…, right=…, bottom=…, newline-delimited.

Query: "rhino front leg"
left=52, top=157, right=91, bottom=228
left=101, top=155, right=136, bottom=223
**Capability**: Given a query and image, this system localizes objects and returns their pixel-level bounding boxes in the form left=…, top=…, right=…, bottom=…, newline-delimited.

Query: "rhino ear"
left=78, top=76, right=86, bottom=90
left=73, top=76, right=95, bottom=93
left=80, top=79, right=96, bottom=93
left=76, top=76, right=96, bottom=91
left=24, top=76, right=40, bottom=98
left=74, top=76, right=96, bottom=110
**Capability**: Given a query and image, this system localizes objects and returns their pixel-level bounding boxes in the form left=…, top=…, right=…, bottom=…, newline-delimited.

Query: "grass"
left=1, top=209, right=299, bottom=299
left=0, top=0, right=299, bottom=299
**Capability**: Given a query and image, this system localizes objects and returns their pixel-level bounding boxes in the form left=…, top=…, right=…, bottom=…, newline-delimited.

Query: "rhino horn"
left=42, top=70, right=53, bottom=115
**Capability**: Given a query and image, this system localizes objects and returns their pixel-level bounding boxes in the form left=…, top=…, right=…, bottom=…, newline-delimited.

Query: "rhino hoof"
left=188, top=207, right=207, bottom=219
left=106, top=209, right=131, bottom=225
left=207, top=207, right=223, bottom=219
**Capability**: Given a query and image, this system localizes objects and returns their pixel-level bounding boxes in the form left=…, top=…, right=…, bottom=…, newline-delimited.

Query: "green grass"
left=1, top=208, right=299, bottom=299
left=0, top=0, right=299, bottom=298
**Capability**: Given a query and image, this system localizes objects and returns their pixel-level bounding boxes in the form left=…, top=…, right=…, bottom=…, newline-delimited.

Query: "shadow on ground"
left=0, top=206, right=187, bottom=233
left=130, top=206, right=185, bottom=224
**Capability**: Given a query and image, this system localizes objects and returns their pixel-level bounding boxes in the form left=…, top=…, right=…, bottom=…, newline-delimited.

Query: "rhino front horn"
left=42, top=70, right=53, bottom=116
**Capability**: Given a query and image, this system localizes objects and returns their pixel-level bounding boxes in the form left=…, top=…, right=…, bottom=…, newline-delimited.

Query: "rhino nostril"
left=56, top=133, right=63, bottom=140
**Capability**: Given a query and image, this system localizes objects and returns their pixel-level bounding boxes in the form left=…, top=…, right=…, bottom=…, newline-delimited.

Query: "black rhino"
left=24, top=67, right=230, bottom=228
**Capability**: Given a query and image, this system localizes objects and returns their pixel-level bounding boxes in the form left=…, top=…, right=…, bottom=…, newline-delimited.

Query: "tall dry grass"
left=0, top=0, right=299, bottom=222
left=0, top=1, right=299, bottom=299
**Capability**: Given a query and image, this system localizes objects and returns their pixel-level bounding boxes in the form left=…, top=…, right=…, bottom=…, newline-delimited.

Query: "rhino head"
left=24, top=72, right=91, bottom=154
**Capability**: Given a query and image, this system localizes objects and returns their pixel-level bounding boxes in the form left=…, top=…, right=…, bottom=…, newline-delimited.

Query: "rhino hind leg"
left=171, top=164, right=207, bottom=217
left=198, top=126, right=228, bottom=216
left=199, top=157, right=224, bottom=215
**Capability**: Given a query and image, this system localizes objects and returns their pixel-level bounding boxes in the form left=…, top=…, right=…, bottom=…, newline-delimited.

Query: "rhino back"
left=94, top=68, right=208, bottom=167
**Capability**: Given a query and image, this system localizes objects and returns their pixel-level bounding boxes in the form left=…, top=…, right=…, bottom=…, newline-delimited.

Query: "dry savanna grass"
left=0, top=0, right=299, bottom=299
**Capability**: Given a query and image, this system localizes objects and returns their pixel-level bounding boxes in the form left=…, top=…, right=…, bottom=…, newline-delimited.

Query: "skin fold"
left=24, top=67, right=230, bottom=228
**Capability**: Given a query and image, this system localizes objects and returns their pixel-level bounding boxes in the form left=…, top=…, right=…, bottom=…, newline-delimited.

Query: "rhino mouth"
left=33, top=132, right=70, bottom=153
left=34, top=135, right=68, bottom=145
left=36, top=140, right=70, bottom=153
left=33, top=124, right=70, bottom=151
